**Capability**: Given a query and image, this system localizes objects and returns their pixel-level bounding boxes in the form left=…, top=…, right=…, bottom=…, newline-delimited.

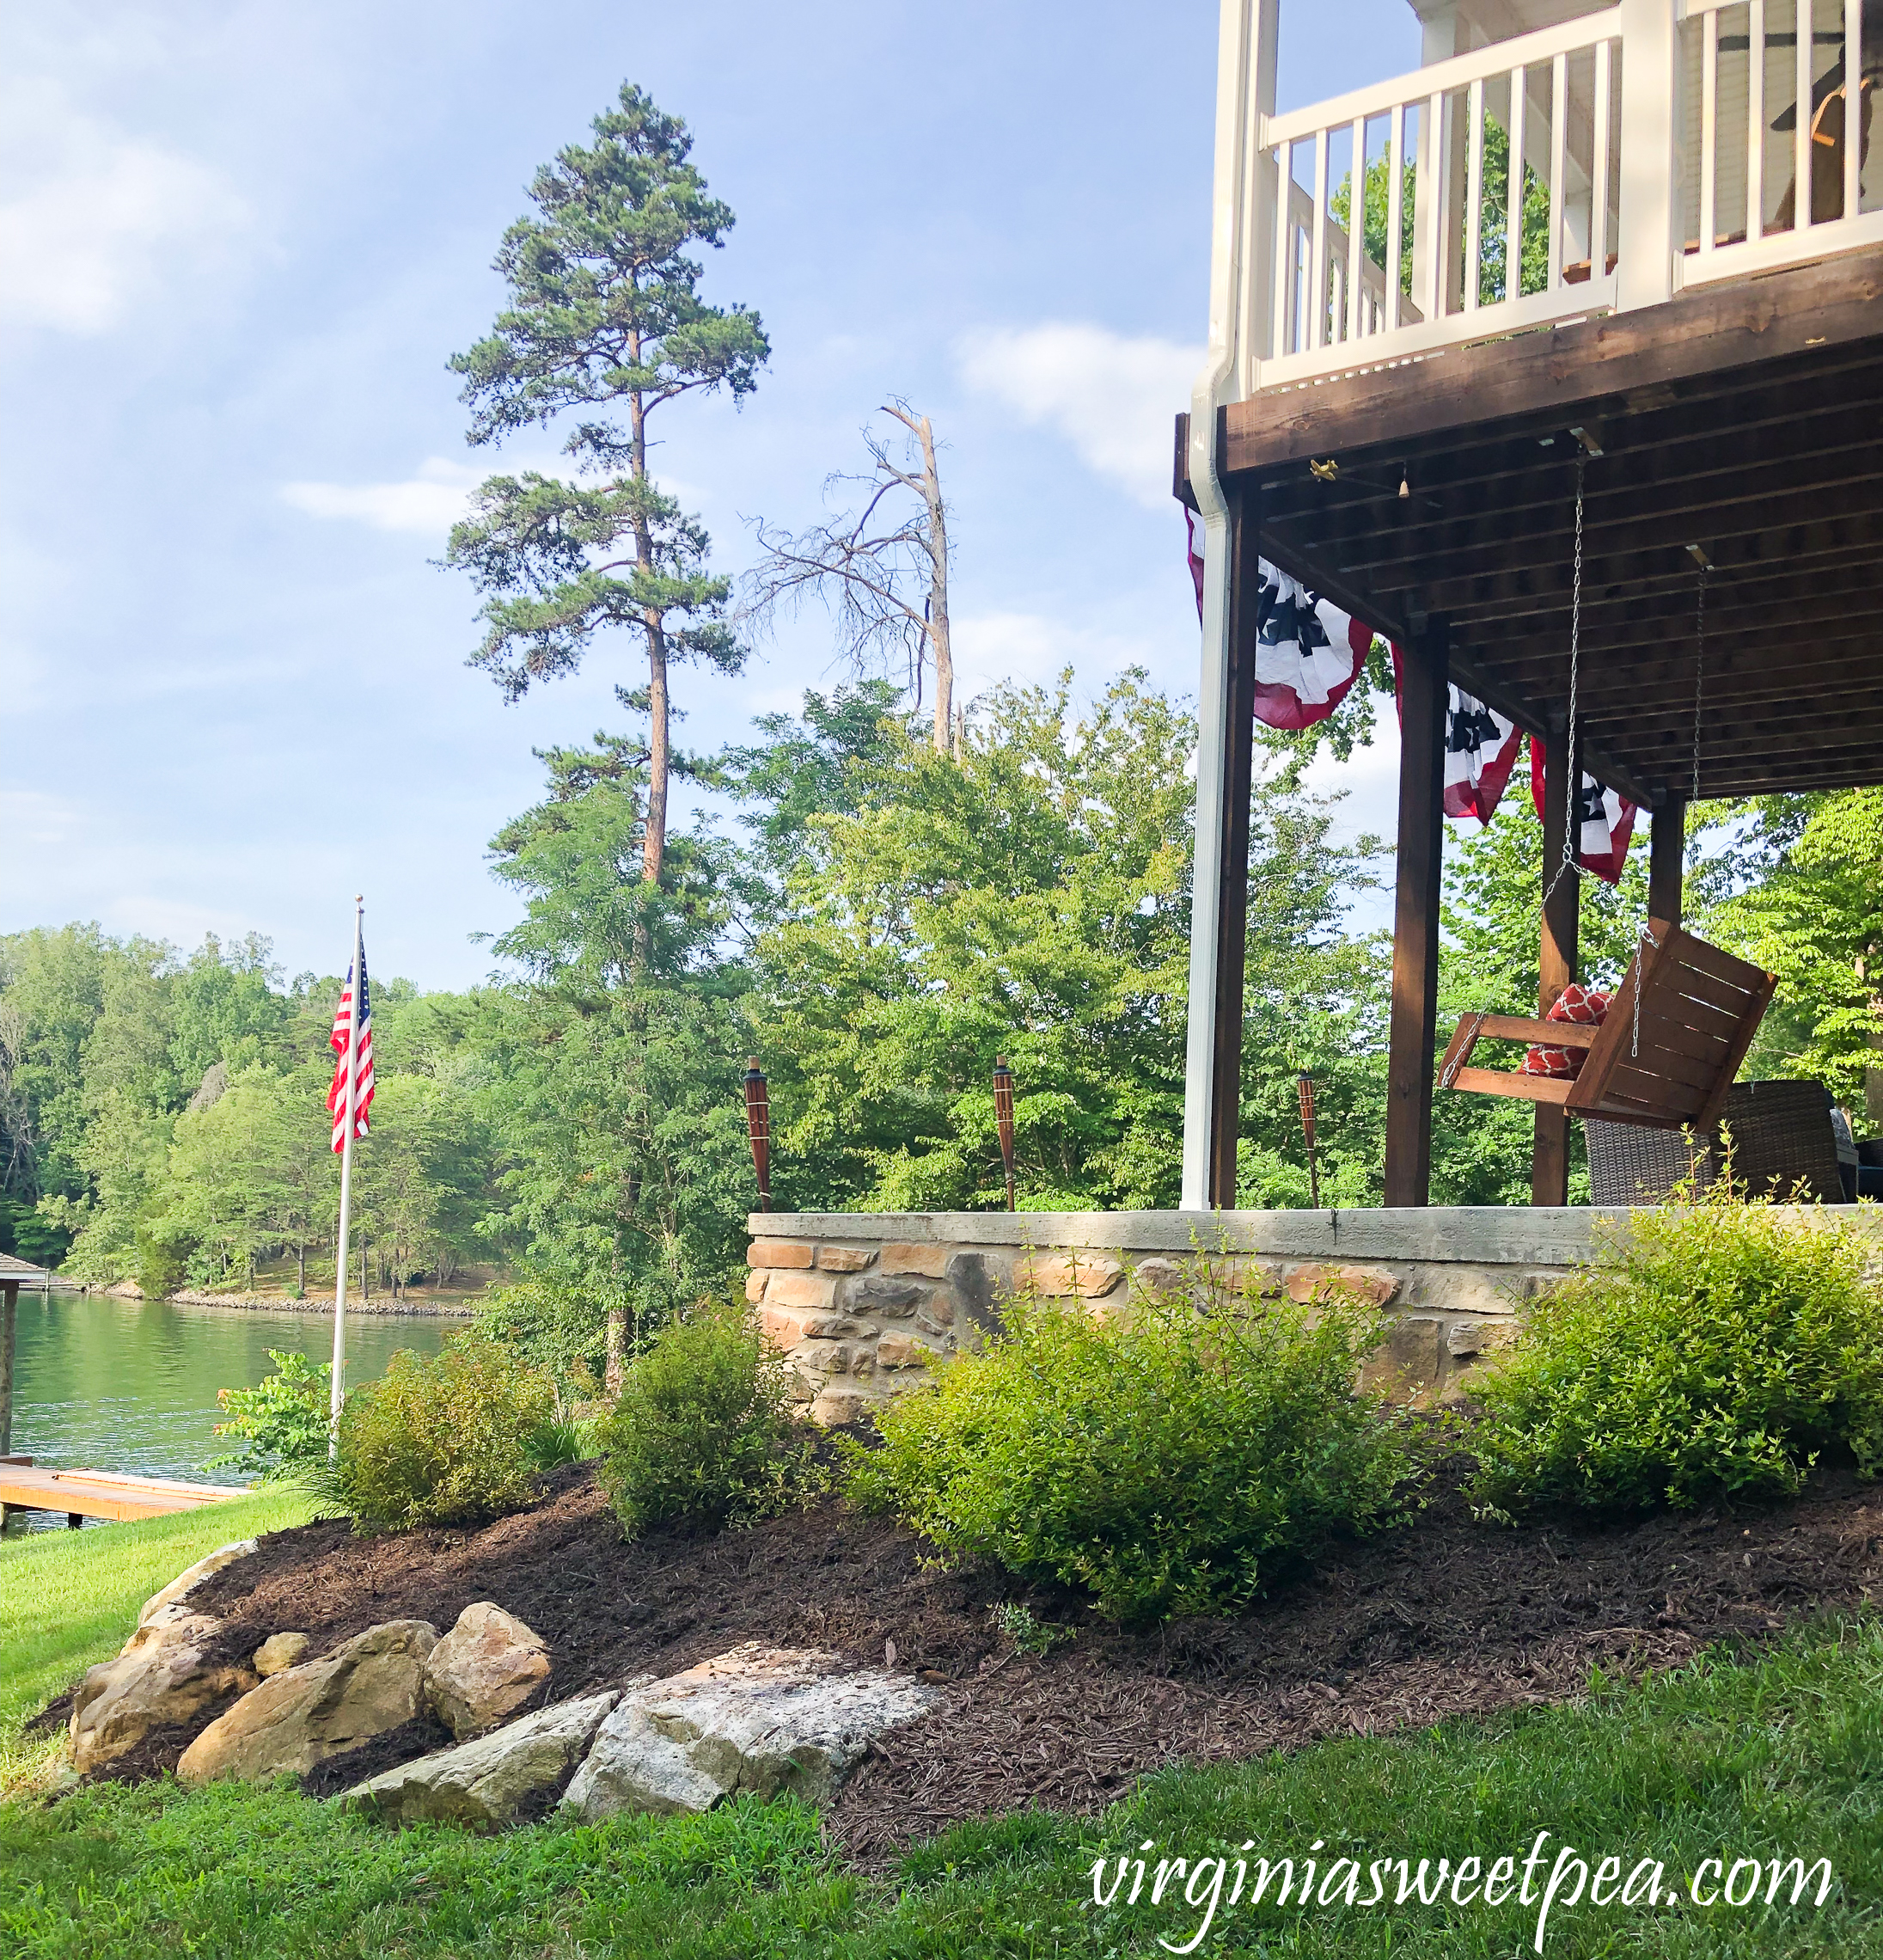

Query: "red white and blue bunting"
left=1529, top=736, right=1637, bottom=885
left=1186, top=508, right=1371, bottom=732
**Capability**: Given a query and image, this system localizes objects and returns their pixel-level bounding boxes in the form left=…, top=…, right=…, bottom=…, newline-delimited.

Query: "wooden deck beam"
left=1222, top=248, right=1883, bottom=474
left=1385, top=622, right=1446, bottom=1208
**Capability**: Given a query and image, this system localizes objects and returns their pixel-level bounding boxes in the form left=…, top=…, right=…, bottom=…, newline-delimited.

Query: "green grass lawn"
left=0, top=1488, right=316, bottom=1791
left=2, top=1619, right=1880, bottom=1957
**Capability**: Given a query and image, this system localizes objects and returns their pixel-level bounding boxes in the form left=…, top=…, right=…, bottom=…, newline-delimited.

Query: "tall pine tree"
left=447, top=84, right=768, bottom=886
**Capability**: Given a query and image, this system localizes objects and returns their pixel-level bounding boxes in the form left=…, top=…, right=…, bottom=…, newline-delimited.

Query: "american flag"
left=326, top=948, right=375, bottom=1152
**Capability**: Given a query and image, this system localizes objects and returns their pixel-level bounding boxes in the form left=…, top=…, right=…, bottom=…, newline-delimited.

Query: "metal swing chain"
left=1692, top=564, right=1708, bottom=804
left=1632, top=562, right=1708, bottom=1060
left=1543, top=453, right=1586, bottom=907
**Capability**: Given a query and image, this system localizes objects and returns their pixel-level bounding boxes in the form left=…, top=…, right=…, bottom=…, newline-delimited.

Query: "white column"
left=1183, top=0, right=1275, bottom=1211
left=1617, top=0, right=1680, bottom=310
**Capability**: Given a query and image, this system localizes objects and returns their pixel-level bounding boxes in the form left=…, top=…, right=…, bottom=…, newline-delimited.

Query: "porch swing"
left=1435, top=459, right=1777, bottom=1133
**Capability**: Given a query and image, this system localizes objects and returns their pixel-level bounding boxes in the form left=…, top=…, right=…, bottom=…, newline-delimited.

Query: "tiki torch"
left=992, top=1056, right=1017, bottom=1213
left=1297, top=1071, right=1321, bottom=1210
left=743, top=1059, right=771, bottom=1212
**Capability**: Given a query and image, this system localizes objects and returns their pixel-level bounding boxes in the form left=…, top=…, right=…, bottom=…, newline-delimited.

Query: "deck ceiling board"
left=1281, top=414, right=1883, bottom=569
left=1220, top=249, right=1883, bottom=805
left=1251, top=364, right=1883, bottom=528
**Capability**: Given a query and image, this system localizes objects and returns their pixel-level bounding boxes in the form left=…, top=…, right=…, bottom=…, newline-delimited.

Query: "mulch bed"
left=58, top=1458, right=1883, bottom=1852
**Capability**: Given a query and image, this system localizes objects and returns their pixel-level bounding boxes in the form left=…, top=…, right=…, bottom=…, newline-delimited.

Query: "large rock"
left=176, top=1619, right=439, bottom=1787
left=137, top=1540, right=258, bottom=1627
left=70, top=1610, right=256, bottom=1774
left=424, top=1603, right=552, bottom=1739
left=345, top=1691, right=619, bottom=1828
left=561, top=1643, right=939, bottom=1821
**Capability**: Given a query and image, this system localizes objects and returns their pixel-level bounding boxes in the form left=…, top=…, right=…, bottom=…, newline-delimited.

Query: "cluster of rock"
left=750, top=1222, right=1529, bottom=1418
left=68, top=1543, right=938, bottom=1831
left=352, top=1643, right=937, bottom=1829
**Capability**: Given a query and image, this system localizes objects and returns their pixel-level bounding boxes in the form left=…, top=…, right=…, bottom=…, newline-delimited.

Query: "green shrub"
left=1470, top=1190, right=1883, bottom=1516
left=843, top=1276, right=1416, bottom=1623
left=333, top=1334, right=557, bottom=1531
left=594, top=1296, right=819, bottom=1537
left=203, top=1350, right=331, bottom=1480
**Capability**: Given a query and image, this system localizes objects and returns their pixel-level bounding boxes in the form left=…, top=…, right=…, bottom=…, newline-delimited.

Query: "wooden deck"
left=0, top=1457, right=249, bottom=1527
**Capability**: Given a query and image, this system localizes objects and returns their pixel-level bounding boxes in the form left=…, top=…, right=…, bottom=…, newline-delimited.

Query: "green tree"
left=148, top=1066, right=296, bottom=1287
left=747, top=672, right=1385, bottom=1213
left=446, top=83, right=768, bottom=888
left=1702, top=788, right=1883, bottom=1112
left=476, top=738, right=754, bottom=1384
left=168, top=934, right=292, bottom=1091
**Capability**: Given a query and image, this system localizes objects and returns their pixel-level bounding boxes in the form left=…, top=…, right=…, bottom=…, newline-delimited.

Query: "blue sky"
left=1, top=0, right=1420, bottom=989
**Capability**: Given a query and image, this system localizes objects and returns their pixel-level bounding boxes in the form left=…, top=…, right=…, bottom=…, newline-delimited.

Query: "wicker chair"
left=1585, top=1079, right=1846, bottom=1206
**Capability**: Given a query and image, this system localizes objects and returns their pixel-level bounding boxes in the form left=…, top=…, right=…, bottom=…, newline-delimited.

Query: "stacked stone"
left=747, top=1240, right=1128, bottom=1425
left=748, top=1224, right=1539, bottom=1420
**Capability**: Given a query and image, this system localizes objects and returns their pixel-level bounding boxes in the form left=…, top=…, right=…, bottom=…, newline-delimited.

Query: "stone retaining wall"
left=747, top=1207, right=1619, bottom=1425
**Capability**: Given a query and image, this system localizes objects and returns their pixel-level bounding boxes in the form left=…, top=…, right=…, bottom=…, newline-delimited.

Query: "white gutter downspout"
left=1181, top=0, right=1275, bottom=1210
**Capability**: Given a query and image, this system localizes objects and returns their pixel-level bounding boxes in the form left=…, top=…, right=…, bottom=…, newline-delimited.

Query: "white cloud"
left=280, top=458, right=483, bottom=536
left=0, top=76, right=251, bottom=335
left=956, top=322, right=1203, bottom=507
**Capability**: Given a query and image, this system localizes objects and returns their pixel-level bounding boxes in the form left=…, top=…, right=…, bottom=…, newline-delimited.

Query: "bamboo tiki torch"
left=1297, top=1071, right=1321, bottom=1210
left=743, top=1059, right=771, bottom=1212
left=992, top=1057, right=1017, bottom=1213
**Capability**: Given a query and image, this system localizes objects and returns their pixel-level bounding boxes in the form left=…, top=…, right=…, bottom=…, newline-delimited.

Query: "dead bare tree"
left=748, top=402, right=955, bottom=751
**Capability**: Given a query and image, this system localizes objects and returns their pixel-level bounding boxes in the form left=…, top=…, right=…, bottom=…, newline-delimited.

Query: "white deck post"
left=1617, top=0, right=1680, bottom=309
left=1183, top=0, right=1276, bottom=1212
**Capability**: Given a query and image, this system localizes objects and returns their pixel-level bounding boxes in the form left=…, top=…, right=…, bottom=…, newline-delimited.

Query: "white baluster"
left=1845, top=0, right=1863, bottom=219
left=1464, top=77, right=1485, bottom=308
left=1348, top=114, right=1367, bottom=341
left=1507, top=64, right=1528, bottom=301
left=1311, top=126, right=1330, bottom=346
left=1387, top=101, right=1405, bottom=325
left=1549, top=52, right=1568, bottom=287
left=1273, top=140, right=1293, bottom=357
left=1797, top=0, right=1814, bottom=230
left=1591, top=39, right=1612, bottom=279
left=1748, top=0, right=1766, bottom=238
left=1701, top=7, right=1720, bottom=253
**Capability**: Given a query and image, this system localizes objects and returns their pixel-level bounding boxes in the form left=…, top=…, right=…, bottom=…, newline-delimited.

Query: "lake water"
left=3, top=1289, right=453, bottom=1529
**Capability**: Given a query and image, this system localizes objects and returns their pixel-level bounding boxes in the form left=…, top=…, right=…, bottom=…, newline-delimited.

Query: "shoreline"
left=58, top=1283, right=480, bottom=1320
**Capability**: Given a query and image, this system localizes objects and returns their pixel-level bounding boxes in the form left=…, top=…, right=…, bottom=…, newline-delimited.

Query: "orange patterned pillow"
left=1520, top=984, right=1611, bottom=1079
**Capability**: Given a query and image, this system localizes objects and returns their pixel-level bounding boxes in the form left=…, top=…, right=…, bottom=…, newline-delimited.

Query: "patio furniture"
left=1438, top=921, right=1777, bottom=1134
left=1585, top=1078, right=1847, bottom=1206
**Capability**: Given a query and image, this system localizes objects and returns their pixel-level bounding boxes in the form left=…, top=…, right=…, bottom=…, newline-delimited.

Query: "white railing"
left=1678, top=0, right=1882, bottom=285
left=1248, top=0, right=1879, bottom=390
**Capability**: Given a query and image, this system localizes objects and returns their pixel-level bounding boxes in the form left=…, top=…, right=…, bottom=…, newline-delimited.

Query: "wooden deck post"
left=1384, top=621, right=1447, bottom=1207
left=1533, top=737, right=1580, bottom=1205
left=0, top=1280, right=15, bottom=1459
left=1207, top=487, right=1262, bottom=1208
left=1648, top=795, right=1685, bottom=926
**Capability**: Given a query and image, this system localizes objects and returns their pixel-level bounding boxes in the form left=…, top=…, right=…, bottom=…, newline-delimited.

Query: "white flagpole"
left=329, top=896, right=364, bottom=1455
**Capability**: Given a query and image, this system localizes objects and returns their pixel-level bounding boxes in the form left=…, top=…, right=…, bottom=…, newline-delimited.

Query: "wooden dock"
left=0, top=1456, right=249, bottom=1528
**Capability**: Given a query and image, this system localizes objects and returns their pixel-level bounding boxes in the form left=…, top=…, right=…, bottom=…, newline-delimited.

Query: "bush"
left=1470, top=1189, right=1883, bottom=1517
left=843, top=1275, right=1416, bottom=1623
left=203, top=1350, right=331, bottom=1480
left=332, top=1334, right=558, bottom=1531
left=594, top=1296, right=818, bottom=1538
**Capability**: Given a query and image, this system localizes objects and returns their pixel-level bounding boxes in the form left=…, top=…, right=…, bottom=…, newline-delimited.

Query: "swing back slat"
left=1564, top=920, right=1776, bottom=1131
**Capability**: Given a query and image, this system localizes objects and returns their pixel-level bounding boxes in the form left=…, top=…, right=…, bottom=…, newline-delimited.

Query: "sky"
left=1, top=0, right=1422, bottom=990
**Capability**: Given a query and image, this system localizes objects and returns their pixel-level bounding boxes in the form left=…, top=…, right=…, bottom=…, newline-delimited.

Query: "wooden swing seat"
left=1437, top=919, right=1777, bottom=1133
